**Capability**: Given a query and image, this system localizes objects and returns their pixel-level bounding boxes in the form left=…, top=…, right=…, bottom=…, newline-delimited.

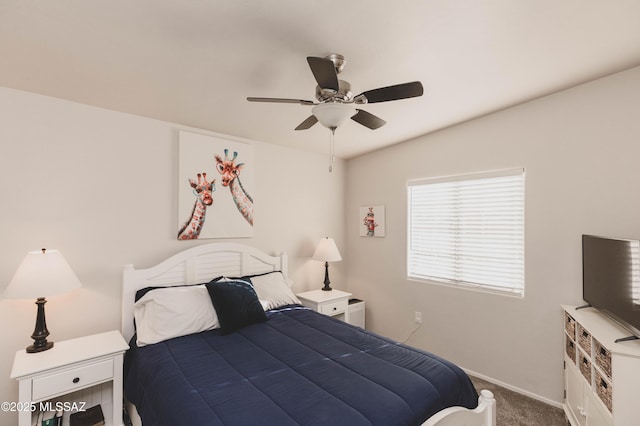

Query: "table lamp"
left=4, top=248, right=82, bottom=353
left=312, top=237, right=342, bottom=291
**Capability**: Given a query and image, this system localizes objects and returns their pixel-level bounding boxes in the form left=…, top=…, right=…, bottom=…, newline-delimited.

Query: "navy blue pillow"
left=205, top=279, right=267, bottom=334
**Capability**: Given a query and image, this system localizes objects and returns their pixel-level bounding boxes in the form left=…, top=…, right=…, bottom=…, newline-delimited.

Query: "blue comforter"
left=124, top=306, right=477, bottom=425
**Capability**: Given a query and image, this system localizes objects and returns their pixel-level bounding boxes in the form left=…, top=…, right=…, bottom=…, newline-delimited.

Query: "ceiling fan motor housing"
left=316, top=80, right=353, bottom=103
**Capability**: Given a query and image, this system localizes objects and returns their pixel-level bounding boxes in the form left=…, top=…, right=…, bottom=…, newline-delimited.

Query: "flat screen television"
left=582, top=234, right=640, bottom=341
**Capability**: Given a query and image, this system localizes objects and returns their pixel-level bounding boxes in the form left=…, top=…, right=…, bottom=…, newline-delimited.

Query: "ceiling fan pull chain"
left=328, top=127, right=336, bottom=172
left=331, top=127, right=336, bottom=162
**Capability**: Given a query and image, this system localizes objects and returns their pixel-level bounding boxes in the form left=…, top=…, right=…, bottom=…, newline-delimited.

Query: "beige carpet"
left=469, top=376, right=567, bottom=426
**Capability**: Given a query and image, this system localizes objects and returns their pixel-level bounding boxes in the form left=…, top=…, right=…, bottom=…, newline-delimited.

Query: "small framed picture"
left=360, top=205, right=385, bottom=237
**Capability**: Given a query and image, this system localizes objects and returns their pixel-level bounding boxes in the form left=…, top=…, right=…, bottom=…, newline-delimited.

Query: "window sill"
left=407, top=275, right=525, bottom=299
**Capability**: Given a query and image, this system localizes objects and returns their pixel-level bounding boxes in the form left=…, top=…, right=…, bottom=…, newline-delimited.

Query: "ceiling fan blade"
left=295, top=115, right=318, bottom=130
left=351, top=109, right=386, bottom=130
left=307, top=57, right=339, bottom=91
left=247, top=97, right=315, bottom=105
left=356, top=81, right=424, bottom=104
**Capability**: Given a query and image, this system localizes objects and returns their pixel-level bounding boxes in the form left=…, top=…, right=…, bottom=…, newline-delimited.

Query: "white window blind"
left=407, top=169, right=525, bottom=295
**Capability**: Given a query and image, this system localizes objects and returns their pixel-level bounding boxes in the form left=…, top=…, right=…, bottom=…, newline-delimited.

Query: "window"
left=407, top=169, right=525, bottom=296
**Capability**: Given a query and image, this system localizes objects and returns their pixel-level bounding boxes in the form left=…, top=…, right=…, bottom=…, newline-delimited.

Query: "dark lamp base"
left=27, top=341, right=54, bottom=353
left=27, top=297, right=54, bottom=353
left=321, top=261, right=333, bottom=291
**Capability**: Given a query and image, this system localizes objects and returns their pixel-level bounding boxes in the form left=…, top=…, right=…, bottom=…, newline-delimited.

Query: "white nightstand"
left=297, top=289, right=352, bottom=322
left=10, top=330, right=129, bottom=426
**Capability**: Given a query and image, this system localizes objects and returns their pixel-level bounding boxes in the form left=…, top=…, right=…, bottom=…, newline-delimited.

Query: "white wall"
left=0, top=87, right=346, bottom=424
left=345, top=65, right=640, bottom=404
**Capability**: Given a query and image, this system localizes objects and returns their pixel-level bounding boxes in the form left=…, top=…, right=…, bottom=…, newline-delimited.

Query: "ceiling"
left=2, top=1, right=640, bottom=159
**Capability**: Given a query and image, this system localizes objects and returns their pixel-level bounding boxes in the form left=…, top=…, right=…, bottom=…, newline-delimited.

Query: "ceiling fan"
left=247, top=54, right=424, bottom=132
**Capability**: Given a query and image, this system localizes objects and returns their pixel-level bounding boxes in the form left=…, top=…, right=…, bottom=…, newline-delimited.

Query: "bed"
left=122, top=243, right=495, bottom=426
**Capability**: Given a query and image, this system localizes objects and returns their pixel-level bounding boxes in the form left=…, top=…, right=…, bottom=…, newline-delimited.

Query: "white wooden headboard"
left=121, top=243, right=288, bottom=342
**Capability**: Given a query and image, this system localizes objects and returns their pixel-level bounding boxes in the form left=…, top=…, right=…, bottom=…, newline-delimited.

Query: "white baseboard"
left=463, top=368, right=563, bottom=409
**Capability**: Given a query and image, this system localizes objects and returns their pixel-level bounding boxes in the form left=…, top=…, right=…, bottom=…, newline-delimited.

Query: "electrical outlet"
left=414, top=311, right=422, bottom=324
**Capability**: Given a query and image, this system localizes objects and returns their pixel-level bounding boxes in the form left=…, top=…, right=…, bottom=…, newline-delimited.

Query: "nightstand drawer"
left=32, top=359, right=113, bottom=401
left=319, top=299, right=348, bottom=316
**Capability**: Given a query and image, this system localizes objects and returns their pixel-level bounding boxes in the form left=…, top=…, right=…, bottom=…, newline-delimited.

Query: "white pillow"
left=250, top=272, right=300, bottom=310
left=134, top=285, right=219, bottom=346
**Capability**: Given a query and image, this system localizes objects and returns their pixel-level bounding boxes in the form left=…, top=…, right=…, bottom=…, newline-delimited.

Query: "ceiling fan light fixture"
left=312, top=103, right=356, bottom=129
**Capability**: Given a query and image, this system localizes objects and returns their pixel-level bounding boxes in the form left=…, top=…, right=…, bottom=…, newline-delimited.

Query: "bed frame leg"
left=479, top=390, right=496, bottom=425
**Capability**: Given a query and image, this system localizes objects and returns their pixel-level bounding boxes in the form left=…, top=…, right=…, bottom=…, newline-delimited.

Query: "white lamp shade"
left=312, top=237, right=342, bottom=262
left=4, top=249, right=82, bottom=299
left=312, top=103, right=356, bottom=129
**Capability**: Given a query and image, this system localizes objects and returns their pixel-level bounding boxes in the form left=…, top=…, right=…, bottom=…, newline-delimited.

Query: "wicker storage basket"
left=594, top=338, right=612, bottom=379
left=577, top=323, right=592, bottom=353
left=595, top=369, right=613, bottom=413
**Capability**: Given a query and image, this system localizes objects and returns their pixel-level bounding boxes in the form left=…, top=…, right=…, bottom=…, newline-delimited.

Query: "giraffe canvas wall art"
left=178, top=131, right=254, bottom=239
